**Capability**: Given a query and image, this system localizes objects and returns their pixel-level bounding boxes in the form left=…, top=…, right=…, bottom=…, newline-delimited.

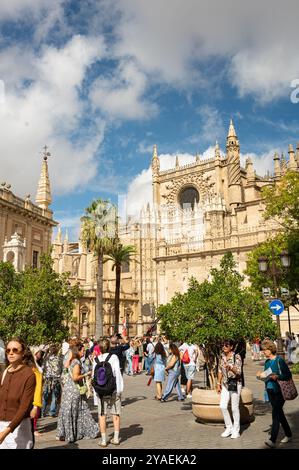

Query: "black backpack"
left=92, top=354, right=116, bottom=396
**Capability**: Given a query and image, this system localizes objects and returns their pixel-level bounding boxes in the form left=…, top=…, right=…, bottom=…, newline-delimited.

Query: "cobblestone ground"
left=35, top=358, right=299, bottom=450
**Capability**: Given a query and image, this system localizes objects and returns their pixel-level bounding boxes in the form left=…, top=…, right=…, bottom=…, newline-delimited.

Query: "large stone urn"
left=192, top=387, right=254, bottom=424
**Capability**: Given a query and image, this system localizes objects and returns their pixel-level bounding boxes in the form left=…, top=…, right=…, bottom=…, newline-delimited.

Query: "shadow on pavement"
left=122, top=396, right=147, bottom=406
left=120, top=423, right=143, bottom=442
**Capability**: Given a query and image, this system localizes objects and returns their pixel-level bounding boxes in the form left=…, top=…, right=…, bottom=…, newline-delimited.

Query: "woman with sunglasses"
left=0, top=337, right=36, bottom=448
left=217, top=339, right=242, bottom=439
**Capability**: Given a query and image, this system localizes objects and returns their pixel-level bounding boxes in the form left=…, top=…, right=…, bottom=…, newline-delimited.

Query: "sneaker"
left=160, top=398, right=167, bottom=402
left=281, top=436, right=292, bottom=443
left=221, top=429, right=232, bottom=438
left=98, top=441, right=108, bottom=447
left=110, top=438, right=120, bottom=445
left=231, top=432, right=240, bottom=439
left=265, top=439, right=276, bottom=449
left=186, top=394, right=192, bottom=399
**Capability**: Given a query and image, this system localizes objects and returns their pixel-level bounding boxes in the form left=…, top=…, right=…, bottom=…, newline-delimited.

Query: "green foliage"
left=105, top=243, right=137, bottom=270
left=81, top=198, right=117, bottom=256
left=262, top=171, right=299, bottom=232
left=246, top=234, right=299, bottom=299
left=290, top=362, right=299, bottom=375
left=0, top=255, right=82, bottom=345
left=159, top=252, right=277, bottom=385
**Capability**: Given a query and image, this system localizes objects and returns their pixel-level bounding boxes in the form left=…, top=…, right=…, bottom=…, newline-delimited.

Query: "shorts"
left=184, top=364, right=196, bottom=380
left=97, top=392, right=121, bottom=416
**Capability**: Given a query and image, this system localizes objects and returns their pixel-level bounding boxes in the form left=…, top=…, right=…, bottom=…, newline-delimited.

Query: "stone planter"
left=192, top=387, right=254, bottom=424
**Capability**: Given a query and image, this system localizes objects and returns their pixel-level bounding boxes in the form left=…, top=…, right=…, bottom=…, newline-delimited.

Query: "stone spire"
left=228, top=119, right=237, bottom=138
left=245, top=156, right=255, bottom=182
left=226, top=119, right=241, bottom=206
left=151, top=144, right=160, bottom=175
left=288, top=144, right=297, bottom=170
left=36, top=146, right=52, bottom=210
left=273, top=152, right=281, bottom=177
left=55, top=224, right=62, bottom=244
left=280, top=152, right=287, bottom=174
left=63, top=229, right=69, bottom=253
left=175, top=155, right=179, bottom=168
left=215, top=141, right=221, bottom=160
left=296, top=142, right=299, bottom=167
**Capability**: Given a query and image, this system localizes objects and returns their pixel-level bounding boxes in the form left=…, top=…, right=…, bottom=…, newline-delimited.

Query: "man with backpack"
left=179, top=342, right=198, bottom=398
left=92, top=338, right=123, bottom=447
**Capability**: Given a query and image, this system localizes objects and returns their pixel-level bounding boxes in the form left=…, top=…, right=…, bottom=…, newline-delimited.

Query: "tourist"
left=0, top=337, right=36, bottom=449
left=257, top=339, right=292, bottom=448
left=29, top=346, right=44, bottom=437
left=132, top=339, right=140, bottom=374
left=109, top=334, right=130, bottom=376
left=125, top=340, right=135, bottom=376
left=285, top=332, right=293, bottom=363
left=179, top=342, right=198, bottom=398
left=56, top=343, right=98, bottom=443
left=161, top=342, right=184, bottom=402
left=42, top=344, right=63, bottom=417
left=217, top=339, right=242, bottom=439
left=94, top=338, right=123, bottom=447
left=153, top=341, right=167, bottom=400
left=145, top=337, right=155, bottom=375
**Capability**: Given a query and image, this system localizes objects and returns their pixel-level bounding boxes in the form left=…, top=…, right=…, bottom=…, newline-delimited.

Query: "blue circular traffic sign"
left=269, top=299, right=284, bottom=316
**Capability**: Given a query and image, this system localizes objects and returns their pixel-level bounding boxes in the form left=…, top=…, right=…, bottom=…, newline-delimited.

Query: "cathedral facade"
left=53, top=121, right=299, bottom=337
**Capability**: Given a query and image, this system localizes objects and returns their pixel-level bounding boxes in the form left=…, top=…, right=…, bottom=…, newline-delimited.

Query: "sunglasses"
left=6, top=348, right=23, bottom=354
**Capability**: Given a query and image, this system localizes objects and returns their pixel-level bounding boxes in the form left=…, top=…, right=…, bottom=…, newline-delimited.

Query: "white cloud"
left=189, top=106, right=225, bottom=145
left=0, top=35, right=106, bottom=198
left=90, top=59, right=158, bottom=120
left=112, top=0, right=299, bottom=100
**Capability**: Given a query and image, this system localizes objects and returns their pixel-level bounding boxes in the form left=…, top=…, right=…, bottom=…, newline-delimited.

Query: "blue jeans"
left=146, top=354, right=154, bottom=374
left=42, top=379, right=61, bottom=417
left=126, top=357, right=133, bottom=375
left=162, top=369, right=184, bottom=400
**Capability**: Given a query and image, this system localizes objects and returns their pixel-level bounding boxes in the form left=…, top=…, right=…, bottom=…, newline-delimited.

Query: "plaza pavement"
left=35, top=357, right=299, bottom=450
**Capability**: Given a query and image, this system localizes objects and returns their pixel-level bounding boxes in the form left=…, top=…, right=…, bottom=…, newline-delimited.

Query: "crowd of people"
left=0, top=333, right=297, bottom=449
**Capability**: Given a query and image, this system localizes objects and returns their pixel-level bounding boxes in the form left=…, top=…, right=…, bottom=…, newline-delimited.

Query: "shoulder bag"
left=277, top=358, right=298, bottom=401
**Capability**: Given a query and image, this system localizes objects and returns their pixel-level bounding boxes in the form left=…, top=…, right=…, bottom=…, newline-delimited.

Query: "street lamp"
left=280, top=251, right=291, bottom=268
left=257, top=249, right=291, bottom=358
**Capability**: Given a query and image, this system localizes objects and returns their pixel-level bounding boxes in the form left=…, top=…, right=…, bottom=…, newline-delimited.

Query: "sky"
left=0, top=0, right=299, bottom=241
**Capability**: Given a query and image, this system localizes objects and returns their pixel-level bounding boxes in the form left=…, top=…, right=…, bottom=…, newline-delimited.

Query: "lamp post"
left=258, top=249, right=291, bottom=358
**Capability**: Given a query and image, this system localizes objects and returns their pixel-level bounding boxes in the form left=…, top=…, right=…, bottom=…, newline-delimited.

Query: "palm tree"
left=105, top=242, right=137, bottom=333
left=81, top=199, right=117, bottom=338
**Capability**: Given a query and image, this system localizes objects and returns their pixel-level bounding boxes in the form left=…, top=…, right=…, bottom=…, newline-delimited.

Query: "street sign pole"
left=269, top=299, right=285, bottom=358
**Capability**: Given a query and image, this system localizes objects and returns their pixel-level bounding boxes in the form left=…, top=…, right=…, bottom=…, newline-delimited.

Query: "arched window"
left=179, top=186, right=199, bottom=209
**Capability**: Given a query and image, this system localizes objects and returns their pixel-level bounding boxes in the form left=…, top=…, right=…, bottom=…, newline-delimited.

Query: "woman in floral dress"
left=56, top=343, right=98, bottom=443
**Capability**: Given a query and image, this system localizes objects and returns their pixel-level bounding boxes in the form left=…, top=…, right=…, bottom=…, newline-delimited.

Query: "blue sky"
left=0, top=0, right=299, bottom=240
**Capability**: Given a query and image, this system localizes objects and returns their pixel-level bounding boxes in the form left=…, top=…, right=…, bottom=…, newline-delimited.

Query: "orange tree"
left=159, top=252, right=277, bottom=389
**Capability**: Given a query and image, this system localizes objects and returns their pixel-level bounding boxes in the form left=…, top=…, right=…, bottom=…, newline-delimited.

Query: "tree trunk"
left=95, top=251, right=104, bottom=338
left=114, top=263, right=121, bottom=333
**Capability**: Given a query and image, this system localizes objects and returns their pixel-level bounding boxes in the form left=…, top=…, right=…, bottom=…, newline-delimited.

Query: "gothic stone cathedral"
left=52, top=120, right=299, bottom=337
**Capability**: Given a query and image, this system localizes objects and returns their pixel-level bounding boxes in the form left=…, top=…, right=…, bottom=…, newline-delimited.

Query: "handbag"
left=77, top=383, right=88, bottom=395
left=227, top=377, right=238, bottom=392
left=277, top=359, right=298, bottom=401
left=226, top=353, right=239, bottom=392
left=69, top=365, right=87, bottom=396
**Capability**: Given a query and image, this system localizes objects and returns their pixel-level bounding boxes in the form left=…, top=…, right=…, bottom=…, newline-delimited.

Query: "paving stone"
left=35, top=359, right=299, bottom=449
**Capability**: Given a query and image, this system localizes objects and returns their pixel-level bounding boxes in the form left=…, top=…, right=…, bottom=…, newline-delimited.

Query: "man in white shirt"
left=93, top=338, right=123, bottom=447
left=145, top=337, right=155, bottom=375
left=179, top=342, right=198, bottom=398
